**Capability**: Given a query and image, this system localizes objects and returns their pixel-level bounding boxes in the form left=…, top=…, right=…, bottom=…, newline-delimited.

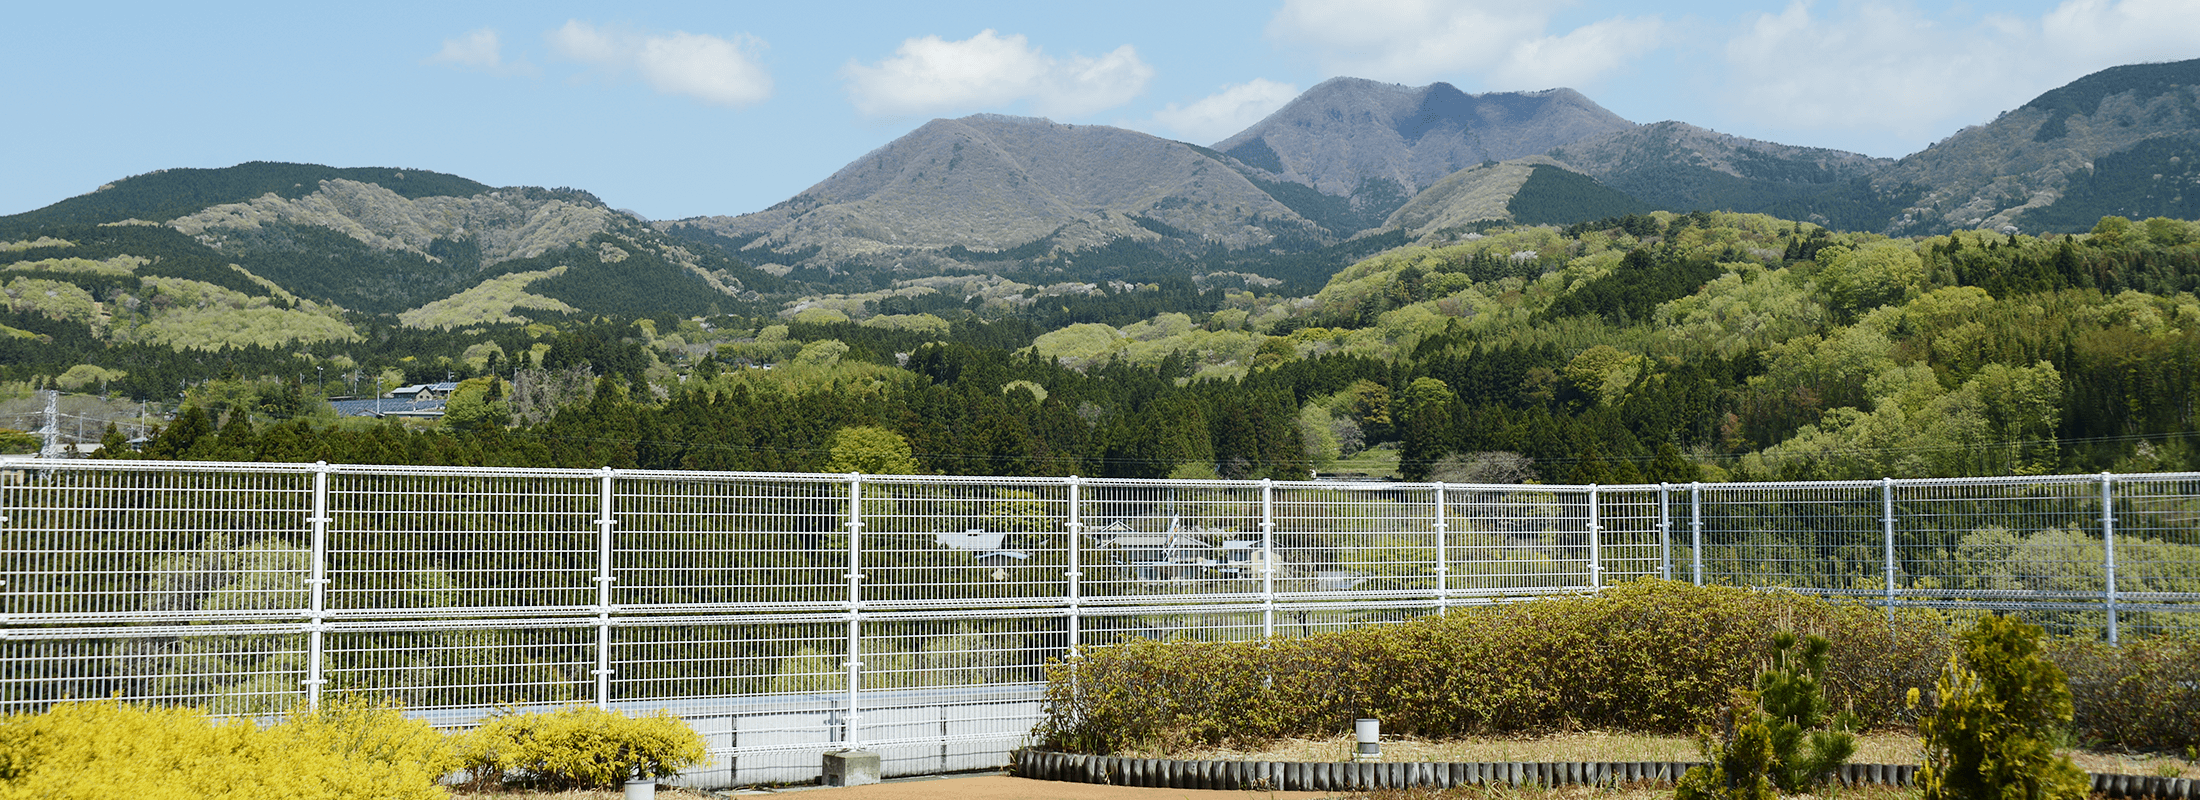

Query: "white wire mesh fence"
left=3, top=461, right=2197, bottom=786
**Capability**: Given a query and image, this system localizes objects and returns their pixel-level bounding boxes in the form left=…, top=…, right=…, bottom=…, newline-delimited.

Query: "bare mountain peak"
left=678, top=114, right=1320, bottom=261
left=1211, top=77, right=1633, bottom=205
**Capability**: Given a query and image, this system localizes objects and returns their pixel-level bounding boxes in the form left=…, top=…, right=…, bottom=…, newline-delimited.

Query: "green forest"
left=27, top=208, right=2200, bottom=484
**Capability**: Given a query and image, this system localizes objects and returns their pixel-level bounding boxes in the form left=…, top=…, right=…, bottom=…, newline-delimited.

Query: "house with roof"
left=388, top=382, right=459, bottom=401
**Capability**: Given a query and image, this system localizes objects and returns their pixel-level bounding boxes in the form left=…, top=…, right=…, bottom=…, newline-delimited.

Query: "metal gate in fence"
left=2, top=460, right=2196, bottom=786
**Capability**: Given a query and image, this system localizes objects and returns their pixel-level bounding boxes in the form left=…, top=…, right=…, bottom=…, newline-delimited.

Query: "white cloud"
left=2039, top=0, right=2200, bottom=65
left=842, top=29, right=1155, bottom=118
left=428, top=28, right=530, bottom=75
left=547, top=20, right=771, bottom=108
left=1265, top=0, right=1664, bottom=89
left=1149, top=79, right=1301, bottom=144
left=1490, top=16, right=1666, bottom=90
left=1721, top=0, right=2200, bottom=147
left=548, top=20, right=626, bottom=68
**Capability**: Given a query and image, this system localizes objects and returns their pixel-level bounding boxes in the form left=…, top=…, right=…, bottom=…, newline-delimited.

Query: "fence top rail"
left=10, top=459, right=2200, bottom=493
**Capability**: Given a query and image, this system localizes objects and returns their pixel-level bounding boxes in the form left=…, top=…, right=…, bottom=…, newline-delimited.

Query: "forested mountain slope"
left=1783, top=57, right=2200, bottom=235
left=0, top=162, right=783, bottom=333
left=74, top=205, right=2200, bottom=488
left=1545, top=121, right=1890, bottom=215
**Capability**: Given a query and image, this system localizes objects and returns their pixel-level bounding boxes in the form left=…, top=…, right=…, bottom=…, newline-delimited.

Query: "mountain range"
left=3, top=57, right=2196, bottom=352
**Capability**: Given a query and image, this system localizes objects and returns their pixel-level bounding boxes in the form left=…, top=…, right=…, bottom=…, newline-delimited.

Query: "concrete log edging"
left=1011, top=750, right=2197, bottom=797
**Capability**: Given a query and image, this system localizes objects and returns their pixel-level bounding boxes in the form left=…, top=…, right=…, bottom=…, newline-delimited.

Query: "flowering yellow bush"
left=452, top=705, right=706, bottom=790
left=0, top=698, right=450, bottom=800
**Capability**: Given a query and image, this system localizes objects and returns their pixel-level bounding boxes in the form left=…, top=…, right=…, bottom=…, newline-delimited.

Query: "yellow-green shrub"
left=452, top=705, right=706, bottom=790
left=1915, top=615, right=2089, bottom=800
left=0, top=698, right=450, bottom=800
left=1035, top=579, right=1949, bottom=753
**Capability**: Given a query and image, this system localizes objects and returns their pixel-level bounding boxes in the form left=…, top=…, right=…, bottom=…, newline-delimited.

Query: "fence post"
left=1587, top=484, right=1602, bottom=593
left=844, top=473, right=867, bottom=747
left=593, top=467, right=617, bottom=710
left=1882, top=477, right=1897, bottom=624
left=2102, top=472, right=2119, bottom=646
left=305, top=462, right=330, bottom=711
left=1656, top=483, right=1671, bottom=581
left=1689, top=482, right=1703, bottom=586
left=1260, top=478, right=1276, bottom=638
left=1431, top=482, right=1449, bottom=610
left=1064, top=475, right=1083, bottom=661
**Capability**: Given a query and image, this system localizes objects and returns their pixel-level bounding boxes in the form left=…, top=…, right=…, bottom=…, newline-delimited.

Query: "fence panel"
left=1272, top=481, right=1435, bottom=599
left=1892, top=477, right=2103, bottom=633
left=1697, top=481, right=1883, bottom=594
left=1599, top=485, right=1666, bottom=584
left=1441, top=484, right=1592, bottom=596
left=0, top=624, right=307, bottom=715
left=1, top=464, right=310, bottom=623
left=321, top=623, right=597, bottom=715
left=324, top=468, right=598, bottom=617
left=611, top=473, right=849, bottom=611
left=1077, top=480, right=1263, bottom=602
left=858, top=477, right=1072, bottom=608
left=2102, top=474, right=2200, bottom=636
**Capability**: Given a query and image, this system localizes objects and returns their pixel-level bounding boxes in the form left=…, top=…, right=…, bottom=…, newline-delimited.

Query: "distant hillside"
left=1211, top=79, right=1634, bottom=234
left=1386, top=157, right=1649, bottom=240
left=1787, top=57, right=2200, bottom=234
left=1546, top=121, right=1889, bottom=214
left=8, top=162, right=492, bottom=229
left=0, top=163, right=783, bottom=354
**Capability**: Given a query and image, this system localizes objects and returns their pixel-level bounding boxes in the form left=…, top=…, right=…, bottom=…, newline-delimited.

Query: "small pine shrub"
left=1914, top=615, right=2090, bottom=800
left=0, top=697, right=450, bottom=800
left=452, top=705, right=707, bottom=790
left=1759, top=632, right=1856, bottom=792
left=1673, top=690, right=1778, bottom=800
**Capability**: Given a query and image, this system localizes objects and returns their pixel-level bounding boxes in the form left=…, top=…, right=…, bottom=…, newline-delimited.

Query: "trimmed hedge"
left=2050, top=633, right=2200, bottom=752
left=1039, top=580, right=2200, bottom=755
left=1037, top=580, right=1948, bottom=753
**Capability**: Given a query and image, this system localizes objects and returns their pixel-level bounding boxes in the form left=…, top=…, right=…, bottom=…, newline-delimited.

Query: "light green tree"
left=823, top=426, right=919, bottom=475
left=1297, top=404, right=1341, bottom=468
left=442, top=377, right=511, bottom=432
left=55, top=364, right=126, bottom=392
left=1818, top=241, right=1925, bottom=315
left=791, top=339, right=850, bottom=368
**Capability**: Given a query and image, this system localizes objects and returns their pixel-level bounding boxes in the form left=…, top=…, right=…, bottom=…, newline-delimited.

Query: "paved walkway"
left=734, top=773, right=1331, bottom=799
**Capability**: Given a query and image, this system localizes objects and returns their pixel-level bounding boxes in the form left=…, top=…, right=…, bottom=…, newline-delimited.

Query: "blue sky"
left=7, top=0, right=2197, bottom=221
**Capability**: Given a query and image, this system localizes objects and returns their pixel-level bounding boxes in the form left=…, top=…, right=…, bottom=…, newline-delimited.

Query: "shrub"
left=1759, top=632, right=1857, bottom=791
left=0, top=697, right=450, bottom=800
left=452, top=705, right=707, bottom=790
left=2048, top=632, right=2200, bottom=752
left=1914, top=615, right=2089, bottom=800
left=1035, top=579, right=1948, bottom=753
left=1673, top=691, right=1778, bottom=800
left=1674, top=632, right=1853, bottom=800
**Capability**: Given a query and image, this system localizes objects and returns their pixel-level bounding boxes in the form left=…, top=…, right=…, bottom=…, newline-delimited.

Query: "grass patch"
left=1329, top=441, right=1401, bottom=478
